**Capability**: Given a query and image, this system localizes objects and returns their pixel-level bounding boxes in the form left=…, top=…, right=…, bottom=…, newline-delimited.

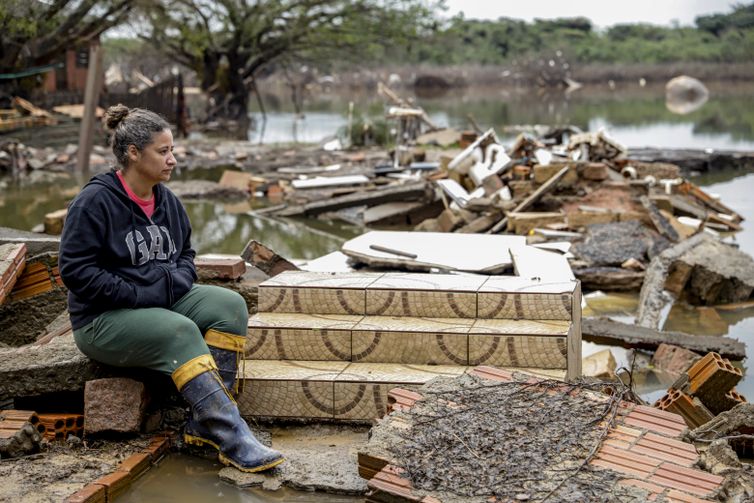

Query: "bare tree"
left=137, top=0, right=438, bottom=126
left=0, top=0, right=133, bottom=73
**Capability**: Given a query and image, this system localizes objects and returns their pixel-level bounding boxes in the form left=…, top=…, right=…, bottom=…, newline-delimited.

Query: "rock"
left=581, top=349, right=616, bottom=379
left=0, top=422, right=41, bottom=458
left=262, top=478, right=282, bottom=491
left=195, top=254, right=246, bottom=281
left=0, top=226, right=60, bottom=255
left=651, top=343, right=701, bottom=377
left=218, top=468, right=267, bottom=488
left=84, top=378, right=147, bottom=434
left=437, top=208, right=464, bottom=232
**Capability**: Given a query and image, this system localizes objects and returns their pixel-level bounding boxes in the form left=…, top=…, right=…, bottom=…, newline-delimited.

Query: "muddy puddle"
left=118, top=453, right=360, bottom=502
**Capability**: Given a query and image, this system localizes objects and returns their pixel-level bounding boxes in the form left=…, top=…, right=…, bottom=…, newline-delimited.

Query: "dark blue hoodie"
left=59, top=171, right=197, bottom=330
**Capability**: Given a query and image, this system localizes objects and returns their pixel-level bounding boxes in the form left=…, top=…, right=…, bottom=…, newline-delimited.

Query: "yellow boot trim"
left=205, top=328, right=246, bottom=395
left=205, top=329, right=245, bottom=352
left=172, top=354, right=217, bottom=391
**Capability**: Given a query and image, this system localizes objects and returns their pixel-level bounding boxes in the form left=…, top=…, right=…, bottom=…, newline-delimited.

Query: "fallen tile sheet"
left=510, top=244, right=575, bottom=282
left=341, top=231, right=525, bottom=274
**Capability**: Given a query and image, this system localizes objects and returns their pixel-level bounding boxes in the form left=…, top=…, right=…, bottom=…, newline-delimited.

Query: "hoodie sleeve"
left=59, top=205, right=139, bottom=308
left=169, top=199, right=197, bottom=302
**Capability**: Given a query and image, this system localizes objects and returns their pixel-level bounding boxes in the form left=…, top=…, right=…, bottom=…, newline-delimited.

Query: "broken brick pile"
left=9, top=256, right=62, bottom=302
left=655, top=352, right=745, bottom=429
left=360, top=366, right=724, bottom=502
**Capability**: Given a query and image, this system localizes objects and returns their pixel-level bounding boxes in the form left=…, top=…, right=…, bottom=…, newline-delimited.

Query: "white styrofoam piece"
left=342, top=231, right=526, bottom=274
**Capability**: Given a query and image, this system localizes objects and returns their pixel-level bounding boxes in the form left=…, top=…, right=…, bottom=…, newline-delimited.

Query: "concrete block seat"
left=240, top=271, right=582, bottom=421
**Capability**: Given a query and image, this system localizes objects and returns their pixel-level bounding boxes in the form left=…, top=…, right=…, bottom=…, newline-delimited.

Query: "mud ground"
left=0, top=437, right=150, bottom=503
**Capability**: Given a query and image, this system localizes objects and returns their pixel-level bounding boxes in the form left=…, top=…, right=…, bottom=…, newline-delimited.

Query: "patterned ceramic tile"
left=237, top=380, right=334, bottom=418
left=477, top=276, right=576, bottom=294
left=366, top=290, right=477, bottom=318
left=468, top=335, right=568, bottom=368
left=240, top=360, right=348, bottom=380
left=333, top=382, right=390, bottom=420
left=368, top=273, right=487, bottom=292
left=477, top=292, right=573, bottom=320
left=336, top=363, right=467, bottom=384
left=246, top=327, right=351, bottom=361
left=352, top=331, right=468, bottom=365
left=470, top=318, right=571, bottom=335
left=261, top=271, right=383, bottom=288
left=354, top=316, right=474, bottom=333
left=258, top=286, right=366, bottom=315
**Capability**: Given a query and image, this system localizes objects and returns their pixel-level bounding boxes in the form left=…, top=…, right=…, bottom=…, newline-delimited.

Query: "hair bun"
left=104, top=104, right=130, bottom=130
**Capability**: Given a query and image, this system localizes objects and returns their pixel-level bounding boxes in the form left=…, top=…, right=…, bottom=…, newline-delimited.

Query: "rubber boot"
left=173, top=355, right=284, bottom=473
left=204, top=329, right=246, bottom=395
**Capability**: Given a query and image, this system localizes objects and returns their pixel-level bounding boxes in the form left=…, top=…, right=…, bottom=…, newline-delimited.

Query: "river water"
left=2, top=82, right=754, bottom=501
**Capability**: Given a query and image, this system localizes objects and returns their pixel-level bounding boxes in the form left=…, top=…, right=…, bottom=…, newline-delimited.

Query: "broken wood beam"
left=277, top=183, right=429, bottom=217
left=582, top=317, right=746, bottom=360
left=488, top=165, right=570, bottom=234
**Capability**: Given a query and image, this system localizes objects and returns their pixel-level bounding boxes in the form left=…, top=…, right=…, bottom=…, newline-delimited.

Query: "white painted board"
left=341, top=231, right=525, bottom=274
left=291, top=175, right=369, bottom=189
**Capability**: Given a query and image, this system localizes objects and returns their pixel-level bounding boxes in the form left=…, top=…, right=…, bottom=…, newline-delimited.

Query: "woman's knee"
left=158, top=316, right=204, bottom=346
left=211, top=288, right=249, bottom=334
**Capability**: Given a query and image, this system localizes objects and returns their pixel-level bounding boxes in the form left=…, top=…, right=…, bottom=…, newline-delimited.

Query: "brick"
left=85, top=378, right=147, bottom=434
left=566, top=209, right=618, bottom=228
left=143, top=436, right=170, bottom=461
left=592, top=444, right=660, bottom=477
left=93, top=471, right=132, bottom=501
left=117, top=452, right=151, bottom=478
left=580, top=163, right=609, bottom=181
left=666, top=490, right=716, bottom=503
left=533, top=164, right=578, bottom=185
left=195, top=254, right=246, bottom=280
left=686, top=352, right=742, bottom=412
left=437, top=208, right=464, bottom=232
left=655, top=388, right=714, bottom=429
left=507, top=212, right=565, bottom=235
left=651, top=344, right=701, bottom=377
left=63, top=484, right=105, bottom=503
left=649, top=462, right=722, bottom=497
left=0, top=243, right=26, bottom=304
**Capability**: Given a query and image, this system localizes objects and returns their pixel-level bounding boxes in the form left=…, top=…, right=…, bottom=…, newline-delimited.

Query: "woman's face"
left=128, top=129, right=176, bottom=184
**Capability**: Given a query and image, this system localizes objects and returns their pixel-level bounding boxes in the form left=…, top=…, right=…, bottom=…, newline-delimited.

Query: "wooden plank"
left=582, top=318, right=746, bottom=360
left=277, top=183, right=428, bottom=217
left=76, top=40, right=103, bottom=173
left=489, top=165, right=571, bottom=234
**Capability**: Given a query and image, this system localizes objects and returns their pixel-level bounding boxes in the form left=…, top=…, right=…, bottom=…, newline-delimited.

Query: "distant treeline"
left=388, top=3, right=754, bottom=66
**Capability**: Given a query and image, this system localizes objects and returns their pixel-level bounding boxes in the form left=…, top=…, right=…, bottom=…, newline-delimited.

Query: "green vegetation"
left=396, top=3, right=754, bottom=65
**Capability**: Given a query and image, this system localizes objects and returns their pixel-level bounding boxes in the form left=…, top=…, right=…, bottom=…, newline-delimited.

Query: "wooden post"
left=75, top=40, right=103, bottom=173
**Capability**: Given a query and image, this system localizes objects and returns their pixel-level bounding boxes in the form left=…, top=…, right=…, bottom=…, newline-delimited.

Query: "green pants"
left=73, top=284, right=248, bottom=375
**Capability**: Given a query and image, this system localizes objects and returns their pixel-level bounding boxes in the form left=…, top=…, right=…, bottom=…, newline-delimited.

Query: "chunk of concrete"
left=0, top=334, right=112, bottom=401
left=85, top=378, right=147, bottom=434
left=667, top=238, right=754, bottom=305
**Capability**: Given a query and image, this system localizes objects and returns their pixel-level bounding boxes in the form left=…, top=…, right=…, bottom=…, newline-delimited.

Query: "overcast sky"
left=442, top=0, right=734, bottom=27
